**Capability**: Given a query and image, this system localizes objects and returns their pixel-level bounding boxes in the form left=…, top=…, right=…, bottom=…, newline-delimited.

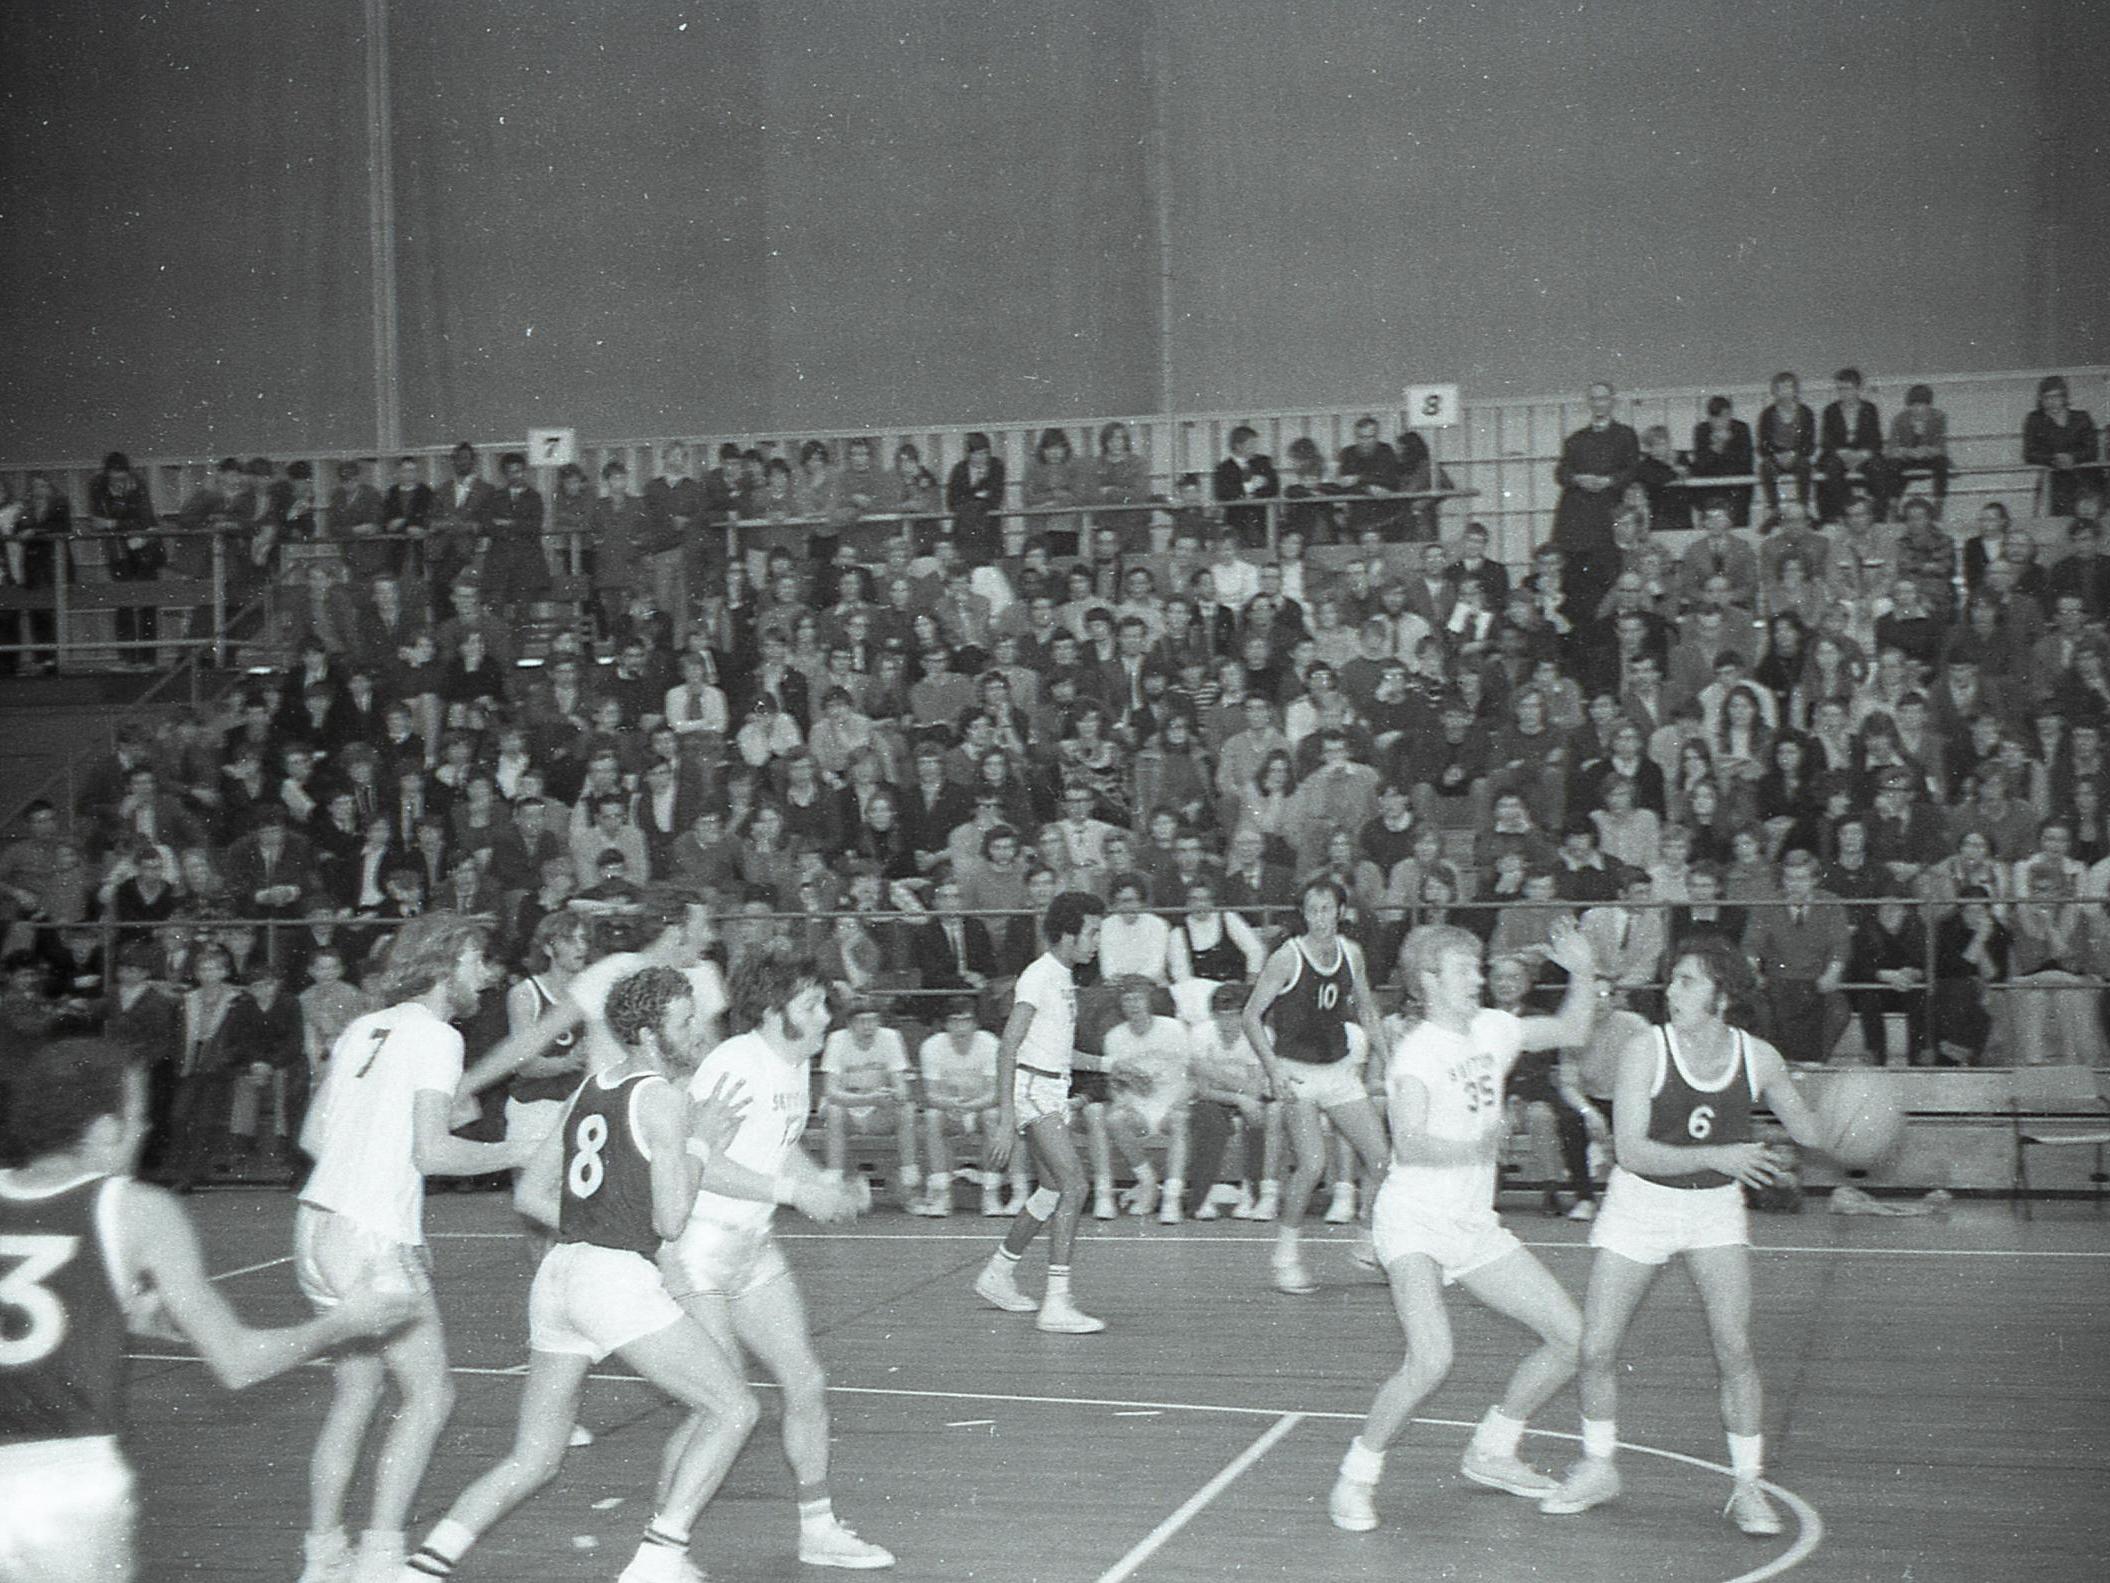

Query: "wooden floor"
left=130, top=1192, right=2110, bottom=1583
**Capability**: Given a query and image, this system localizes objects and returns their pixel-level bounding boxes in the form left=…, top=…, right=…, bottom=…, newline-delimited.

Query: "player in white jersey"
left=659, top=945, right=895, bottom=1571
left=972, top=892, right=1108, bottom=1334
left=1100, top=977, right=1195, bottom=1223
left=1, top=1040, right=412, bottom=1583
left=1328, top=919, right=1602, bottom=1533
left=818, top=1003, right=921, bottom=1211
left=917, top=1000, right=1023, bottom=1218
left=396, top=968, right=758, bottom=1583
left=294, top=915, right=544, bottom=1583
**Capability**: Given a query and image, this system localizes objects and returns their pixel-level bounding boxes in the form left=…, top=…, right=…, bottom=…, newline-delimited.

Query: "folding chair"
left=2010, top=1065, right=2110, bottom=1219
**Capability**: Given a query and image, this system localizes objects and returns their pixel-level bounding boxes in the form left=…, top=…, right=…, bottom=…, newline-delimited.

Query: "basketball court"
left=125, top=1191, right=2109, bottom=1581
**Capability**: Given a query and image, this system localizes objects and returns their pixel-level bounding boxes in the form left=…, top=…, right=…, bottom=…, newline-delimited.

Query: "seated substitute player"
left=1328, top=919, right=1600, bottom=1532
left=0, top=1040, right=413, bottom=1583
left=973, top=891, right=1110, bottom=1334
left=1185, top=981, right=1282, bottom=1220
left=1100, top=976, right=1195, bottom=1224
left=397, top=968, right=758, bottom=1583
left=818, top=1000, right=922, bottom=1212
left=917, top=999, right=1026, bottom=1217
left=294, top=915, right=546, bottom=1583
left=1539, top=938, right=1838, bottom=1536
left=1241, top=878, right=1392, bottom=1294
left=658, top=944, right=896, bottom=1571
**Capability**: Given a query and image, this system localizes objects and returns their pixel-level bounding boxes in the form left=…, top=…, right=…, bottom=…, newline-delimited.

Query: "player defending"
left=973, top=891, right=1108, bottom=1333
left=397, top=968, right=759, bottom=1583
left=1328, top=921, right=1599, bottom=1531
left=1539, top=938, right=1838, bottom=1536
left=295, top=915, right=543, bottom=1583
left=1241, top=878, right=1393, bottom=1294
left=658, top=944, right=895, bottom=1570
left=1, top=1040, right=412, bottom=1583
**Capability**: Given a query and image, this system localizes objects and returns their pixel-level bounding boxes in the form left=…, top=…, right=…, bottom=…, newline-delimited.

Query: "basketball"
left=1817, top=1072, right=1908, bottom=1170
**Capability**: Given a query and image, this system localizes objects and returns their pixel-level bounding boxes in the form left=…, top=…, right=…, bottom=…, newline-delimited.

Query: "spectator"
left=2022, top=374, right=2100, bottom=519
left=1756, top=371, right=1817, bottom=513
left=1887, top=383, right=1952, bottom=504
left=1742, top=849, right=1850, bottom=1061
left=1688, top=394, right=1756, bottom=524
left=1817, top=367, right=1887, bottom=522
left=1212, top=425, right=1280, bottom=549
left=917, top=999, right=1022, bottom=1217
left=819, top=1002, right=922, bottom=1211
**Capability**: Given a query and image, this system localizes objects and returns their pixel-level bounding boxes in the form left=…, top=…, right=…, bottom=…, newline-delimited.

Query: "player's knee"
left=721, top=1383, right=763, bottom=1440
left=1408, top=1337, right=1454, bottom=1383
left=1577, top=1329, right=1620, bottom=1377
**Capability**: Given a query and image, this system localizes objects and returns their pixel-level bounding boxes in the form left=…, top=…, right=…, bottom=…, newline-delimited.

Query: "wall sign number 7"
left=528, top=427, right=577, bottom=467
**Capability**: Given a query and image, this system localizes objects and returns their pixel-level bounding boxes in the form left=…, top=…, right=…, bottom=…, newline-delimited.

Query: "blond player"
left=1329, top=919, right=1600, bottom=1532
left=294, top=915, right=543, bottom=1583
left=657, top=945, right=895, bottom=1570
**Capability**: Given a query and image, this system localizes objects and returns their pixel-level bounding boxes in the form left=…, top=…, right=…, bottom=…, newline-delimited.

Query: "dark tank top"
left=0, top=1172, right=129, bottom=1444
left=1268, top=936, right=1352, bottom=1065
left=557, top=1072, right=663, bottom=1258
left=1640, top=1024, right=1755, bottom=1190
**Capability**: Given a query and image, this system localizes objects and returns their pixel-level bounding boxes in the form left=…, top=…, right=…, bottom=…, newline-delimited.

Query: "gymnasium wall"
left=2, top=0, right=2105, bottom=462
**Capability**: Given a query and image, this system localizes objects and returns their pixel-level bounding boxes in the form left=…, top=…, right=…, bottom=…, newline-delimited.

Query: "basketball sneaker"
left=349, top=1533, right=406, bottom=1583
left=1725, top=1479, right=1784, bottom=1536
left=1248, top=1182, right=1280, bottom=1221
left=1323, top=1182, right=1357, bottom=1224
left=1460, top=1447, right=1557, bottom=1498
left=1035, top=1292, right=1107, bottom=1334
left=568, top=1423, right=595, bottom=1448
left=295, top=1530, right=350, bottom=1583
left=1271, top=1255, right=1317, bottom=1295
left=1328, top=1475, right=1379, bottom=1532
left=797, top=1516, right=895, bottom=1569
left=1565, top=1197, right=1597, bottom=1221
left=615, top=1546, right=708, bottom=1583
left=1538, top=1456, right=1621, bottom=1515
left=973, top=1261, right=1039, bottom=1314
left=1092, top=1182, right=1117, bottom=1220
left=1121, top=1175, right=1160, bottom=1218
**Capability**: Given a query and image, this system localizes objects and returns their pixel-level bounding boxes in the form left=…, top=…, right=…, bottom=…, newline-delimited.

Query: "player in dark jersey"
left=1539, top=938, right=1840, bottom=1537
left=398, top=967, right=754, bottom=1583
left=1241, top=878, right=1393, bottom=1294
left=1, top=1039, right=409, bottom=1582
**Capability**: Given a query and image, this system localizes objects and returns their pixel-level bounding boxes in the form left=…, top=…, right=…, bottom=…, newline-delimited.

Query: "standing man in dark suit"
left=329, top=459, right=387, bottom=577
left=480, top=451, right=550, bottom=622
left=426, top=441, right=495, bottom=592
left=380, top=455, right=433, bottom=579
left=1213, top=425, right=1280, bottom=550
left=909, top=875, right=1000, bottom=992
left=1741, top=849, right=1850, bottom=1060
left=1550, top=382, right=1639, bottom=630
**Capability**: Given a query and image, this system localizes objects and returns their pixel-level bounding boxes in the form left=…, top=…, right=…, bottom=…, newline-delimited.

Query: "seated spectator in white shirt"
left=1097, top=872, right=1173, bottom=984
left=819, top=1002, right=922, bottom=1211
left=916, top=1000, right=1023, bottom=1217
left=1101, top=976, right=1195, bottom=1221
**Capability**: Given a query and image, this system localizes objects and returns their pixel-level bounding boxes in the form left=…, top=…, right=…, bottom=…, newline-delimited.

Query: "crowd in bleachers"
left=1, top=370, right=2107, bottom=1207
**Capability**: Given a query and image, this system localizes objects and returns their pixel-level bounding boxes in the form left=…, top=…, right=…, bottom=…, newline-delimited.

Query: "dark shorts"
left=1069, top=1070, right=1112, bottom=1104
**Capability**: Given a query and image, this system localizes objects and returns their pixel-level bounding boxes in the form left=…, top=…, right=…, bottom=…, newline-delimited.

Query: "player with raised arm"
left=397, top=968, right=759, bottom=1583
left=658, top=944, right=895, bottom=1571
left=294, top=914, right=545, bottom=1583
left=1538, top=937, right=1840, bottom=1536
left=972, top=891, right=1108, bottom=1334
left=1, top=1039, right=412, bottom=1583
left=1328, top=921, right=1599, bottom=1531
left=1241, top=878, right=1393, bottom=1294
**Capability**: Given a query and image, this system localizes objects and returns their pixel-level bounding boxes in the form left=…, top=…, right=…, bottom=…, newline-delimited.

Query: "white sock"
left=797, top=1495, right=834, bottom=1531
left=1276, top=1223, right=1301, bottom=1255
left=1474, top=1407, right=1526, bottom=1458
left=1728, top=1432, right=1763, bottom=1480
left=1339, top=1437, right=1385, bottom=1484
left=1046, top=1264, right=1072, bottom=1300
left=988, top=1245, right=1021, bottom=1271
left=1581, top=1418, right=1617, bottom=1461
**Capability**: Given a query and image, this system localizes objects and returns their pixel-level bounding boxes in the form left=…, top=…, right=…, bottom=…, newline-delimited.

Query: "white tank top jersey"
left=1384, top=1008, right=1525, bottom=1217
left=299, top=1001, right=465, bottom=1245
left=1012, top=953, right=1078, bottom=1078
left=679, top=1031, right=812, bottom=1235
left=820, top=1026, right=910, bottom=1092
left=919, top=1030, right=1000, bottom=1103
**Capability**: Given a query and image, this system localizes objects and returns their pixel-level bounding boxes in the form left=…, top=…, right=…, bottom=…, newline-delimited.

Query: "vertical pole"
left=1923, top=896, right=1939, bottom=1065
left=365, top=0, right=403, bottom=455
left=211, top=532, right=227, bottom=669
left=1147, top=0, right=1175, bottom=420
left=52, top=563, right=69, bottom=675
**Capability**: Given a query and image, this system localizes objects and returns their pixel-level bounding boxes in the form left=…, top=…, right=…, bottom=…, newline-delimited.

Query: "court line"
left=120, top=1355, right=1822, bottom=1582
left=460, top=1228, right=2109, bottom=1260
left=208, top=1255, right=293, bottom=1282
left=1093, top=1412, right=1304, bottom=1583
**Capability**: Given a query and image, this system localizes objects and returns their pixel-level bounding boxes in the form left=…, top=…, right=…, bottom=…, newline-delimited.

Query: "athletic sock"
left=403, top=1517, right=475, bottom=1574
left=1473, top=1407, right=1526, bottom=1458
left=1275, top=1223, right=1301, bottom=1257
left=1046, top=1263, right=1073, bottom=1300
left=1581, top=1418, right=1618, bottom=1461
left=1339, top=1436, right=1385, bottom=1485
left=639, top=1517, right=691, bottom=1552
left=989, top=1244, right=1022, bottom=1270
left=1727, top=1432, right=1764, bottom=1480
left=797, top=1489, right=836, bottom=1532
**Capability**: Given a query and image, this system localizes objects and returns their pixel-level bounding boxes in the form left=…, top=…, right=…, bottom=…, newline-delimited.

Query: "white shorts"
left=1012, top=1070, right=1073, bottom=1133
left=0, top=1435, right=136, bottom=1583
left=293, top=1204, right=435, bottom=1313
left=505, top=1096, right=572, bottom=1213
left=528, top=1242, right=686, bottom=1361
left=824, top=1098, right=902, bottom=1133
left=1590, top=1167, right=1749, bottom=1267
left=1371, top=1178, right=1521, bottom=1286
left=1277, top=1059, right=1368, bottom=1111
left=660, top=1219, right=792, bottom=1302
